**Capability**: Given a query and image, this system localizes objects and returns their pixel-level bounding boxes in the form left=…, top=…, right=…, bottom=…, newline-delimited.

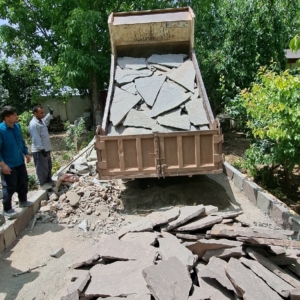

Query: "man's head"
left=33, top=105, right=45, bottom=120
left=1, top=106, right=18, bottom=125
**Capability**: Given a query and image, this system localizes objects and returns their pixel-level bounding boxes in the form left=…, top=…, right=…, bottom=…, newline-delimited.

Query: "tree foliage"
left=240, top=67, right=300, bottom=188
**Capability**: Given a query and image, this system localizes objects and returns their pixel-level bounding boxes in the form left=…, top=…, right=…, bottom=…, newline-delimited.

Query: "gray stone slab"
left=232, top=169, right=245, bottom=191
left=95, top=234, right=156, bottom=262
left=270, top=201, right=292, bottom=229
left=142, top=256, right=192, bottom=300
left=290, top=288, right=300, bottom=300
left=176, top=215, right=223, bottom=231
left=135, top=75, right=166, bottom=107
left=148, top=81, right=191, bottom=118
left=209, top=224, right=293, bottom=240
left=123, top=109, right=156, bottom=129
left=147, top=207, right=180, bottom=226
left=203, top=205, right=219, bottom=216
left=186, top=96, right=208, bottom=126
left=189, top=285, right=213, bottom=300
left=120, top=82, right=138, bottom=94
left=268, top=246, right=286, bottom=255
left=117, top=57, right=147, bottom=70
left=243, top=180, right=260, bottom=205
left=167, top=60, right=195, bottom=92
left=123, top=127, right=152, bottom=135
left=247, top=248, right=300, bottom=288
left=256, top=190, right=274, bottom=214
left=200, top=125, right=209, bottom=130
left=202, top=246, right=246, bottom=262
left=185, top=238, right=242, bottom=259
left=195, top=262, right=234, bottom=300
left=157, top=108, right=190, bottom=130
left=164, top=205, right=205, bottom=231
left=202, top=257, right=241, bottom=296
left=70, top=244, right=100, bottom=269
left=175, top=233, right=204, bottom=241
left=150, top=64, right=172, bottom=72
left=67, top=270, right=91, bottom=294
left=117, top=217, right=153, bottom=238
left=106, top=123, right=126, bottom=136
left=225, top=258, right=282, bottom=300
left=152, top=123, right=180, bottom=133
left=138, top=102, right=151, bottom=112
left=148, top=54, right=186, bottom=68
left=223, top=162, right=235, bottom=179
left=211, top=210, right=244, bottom=219
left=120, top=232, right=159, bottom=247
left=110, top=87, right=142, bottom=126
left=85, top=260, right=151, bottom=297
left=115, top=67, right=152, bottom=85
left=240, top=257, right=293, bottom=297
left=158, top=236, right=196, bottom=269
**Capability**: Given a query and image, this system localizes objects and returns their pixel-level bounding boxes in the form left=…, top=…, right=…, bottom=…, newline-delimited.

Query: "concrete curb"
left=0, top=190, right=47, bottom=254
left=223, top=162, right=300, bottom=236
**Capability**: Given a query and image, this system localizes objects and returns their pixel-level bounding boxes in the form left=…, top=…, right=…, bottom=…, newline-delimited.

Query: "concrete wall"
left=40, top=96, right=91, bottom=123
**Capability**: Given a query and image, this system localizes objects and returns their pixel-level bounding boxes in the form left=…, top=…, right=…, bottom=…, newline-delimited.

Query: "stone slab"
left=267, top=254, right=298, bottom=266
left=117, top=57, right=147, bottom=70
left=107, top=123, right=152, bottom=136
left=67, top=270, right=91, bottom=294
left=175, top=233, right=203, bottom=241
left=157, top=108, right=190, bottom=130
left=225, top=257, right=282, bottom=300
left=185, top=96, right=208, bottom=126
left=147, top=54, right=186, bottom=68
left=147, top=207, right=180, bottom=226
left=243, top=180, right=260, bottom=205
left=121, top=232, right=158, bottom=247
left=290, top=288, right=300, bottom=300
left=158, top=236, right=195, bottom=269
left=152, top=123, right=180, bottom=133
left=185, top=238, right=242, bottom=259
left=164, top=205, right=205, bottom=231
left=124, top=109, right=156, bottom=129
left=188, top=285, right=213, bottom=300
left=85, top=260, right=151, bottom=297
left=110, top=87, right=142, bottom=126
left=176, top=215, right=223, bottom=231
left=114, top=67, right=152, bottom=85
left=13, top=206, right=34, bottom=236
left=142, top=256, right=192, bottom=300
left=3, top=222, right=16, bottom=249
left=150, top=64, right=172, bottom=72
left=209, top=224, right=294, bottom=240
left=117, top=218, right=153, bottom=238
left=138, top=102, right=151, bottom=112
left=202, top=246, right=246, bottom=262
left=148, top=81, right=191, bottom=118
left=70, top=244, right=100, bottom=269
left=66, top=191, right=81, bottom=207
left=135, top=75, right=166, bottom=106
left=202, top=205, right=219, bottom=216
left=211, top=210, right=243, bottom=219
left=201, top=257, right=241, bottom=296
left=167, top=60, right=195, bottom=92
left=240, top=257, right=293, bottom=297
left=247, top=248, right=300, bottom=288
left=238, top=236, right=300, bottom=248
left=120, top=82, right=138, bottom=94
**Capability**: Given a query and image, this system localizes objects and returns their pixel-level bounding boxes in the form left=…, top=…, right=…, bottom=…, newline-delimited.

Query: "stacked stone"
left=57, top=205, right=300, bottom=300
left=107, top=54, right=210, bottom=136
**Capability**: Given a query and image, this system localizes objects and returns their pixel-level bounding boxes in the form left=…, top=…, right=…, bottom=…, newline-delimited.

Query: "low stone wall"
left=223, top=162, right=300, bottom=237
left=0, top=190, right=47, bottom=254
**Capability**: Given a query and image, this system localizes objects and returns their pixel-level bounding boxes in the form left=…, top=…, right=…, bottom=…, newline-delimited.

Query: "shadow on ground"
left=119, top=174, right=240, bottom=213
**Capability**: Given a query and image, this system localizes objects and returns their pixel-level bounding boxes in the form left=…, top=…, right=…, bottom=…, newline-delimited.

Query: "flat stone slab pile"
left=58, top=205, right=300, bottom=300
left=37, top=175, right=125, bottom=235
left=107, top=54, right=209, bottom=136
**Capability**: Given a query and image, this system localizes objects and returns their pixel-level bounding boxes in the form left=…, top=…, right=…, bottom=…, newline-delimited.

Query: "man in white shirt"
left=28, top=105, right=54, bottom=190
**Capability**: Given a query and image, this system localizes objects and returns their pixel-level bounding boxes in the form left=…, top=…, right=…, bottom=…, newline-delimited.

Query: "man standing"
left=29, top=105, right=54, bottom=190
left=0, top=106, right=32, bottom=219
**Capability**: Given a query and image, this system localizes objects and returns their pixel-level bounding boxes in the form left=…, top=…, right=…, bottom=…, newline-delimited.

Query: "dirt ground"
left=0, top=131, right=293, bottom=299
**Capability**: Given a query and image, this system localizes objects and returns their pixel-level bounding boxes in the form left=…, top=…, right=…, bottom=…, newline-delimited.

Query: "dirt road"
left=0, top=173, right=280, bottom=300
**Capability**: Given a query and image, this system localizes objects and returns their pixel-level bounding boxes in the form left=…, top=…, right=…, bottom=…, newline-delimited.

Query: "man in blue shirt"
left=0, top=106, right=32, bottom=219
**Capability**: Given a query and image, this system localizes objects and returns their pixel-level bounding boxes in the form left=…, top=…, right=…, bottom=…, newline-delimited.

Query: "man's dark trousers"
left=32, top=151, right=52, bottom=185
left=1, top=164, right=28, bottom=211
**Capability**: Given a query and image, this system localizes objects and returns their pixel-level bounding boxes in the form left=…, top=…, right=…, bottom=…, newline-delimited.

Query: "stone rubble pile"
left=107, top=54, right=209, bottom=136
left=36, top=148, right=126, bottom=234
left=57, top=204, right=300, bottom=300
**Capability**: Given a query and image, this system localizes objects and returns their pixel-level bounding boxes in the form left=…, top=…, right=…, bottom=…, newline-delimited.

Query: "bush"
left=18, top=111, right=32, bottom=140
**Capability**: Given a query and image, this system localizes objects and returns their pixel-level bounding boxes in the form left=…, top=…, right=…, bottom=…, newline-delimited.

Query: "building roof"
left=285, top=49, right=300, bottom=59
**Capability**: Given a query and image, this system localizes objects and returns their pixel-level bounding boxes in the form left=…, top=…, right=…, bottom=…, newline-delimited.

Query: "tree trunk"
left=283, top=166, right=290, bottom=191
left=91, top=72, right=101, bottom=126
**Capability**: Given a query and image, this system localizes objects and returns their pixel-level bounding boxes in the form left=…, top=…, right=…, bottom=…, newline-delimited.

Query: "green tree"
left=240, top=67, right=300, bottom=189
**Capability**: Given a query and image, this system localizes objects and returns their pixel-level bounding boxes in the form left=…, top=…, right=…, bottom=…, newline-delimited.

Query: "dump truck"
left=95, top=7, right=223, bottom=180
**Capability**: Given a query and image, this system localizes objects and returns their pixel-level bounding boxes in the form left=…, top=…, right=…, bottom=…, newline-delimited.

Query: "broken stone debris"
left=108, top=54, right=210, bottom=136
left=58, top=202, right=300, bottom=300
left=50, top=247, right=65, bottom=258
